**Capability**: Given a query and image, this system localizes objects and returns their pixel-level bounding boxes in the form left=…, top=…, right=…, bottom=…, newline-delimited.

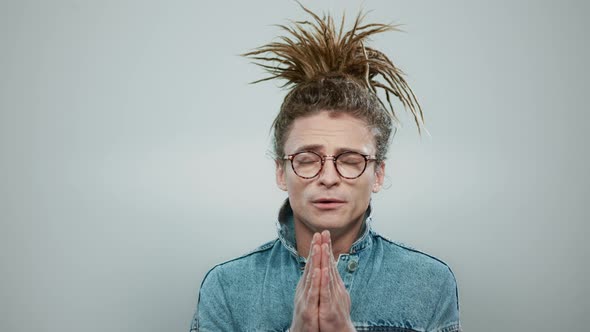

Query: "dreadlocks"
left=243, top=3, right=424, bottom=163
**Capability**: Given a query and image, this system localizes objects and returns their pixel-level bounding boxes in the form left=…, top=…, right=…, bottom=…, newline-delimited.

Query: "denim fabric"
left=190, top=200, right=461, bottom=332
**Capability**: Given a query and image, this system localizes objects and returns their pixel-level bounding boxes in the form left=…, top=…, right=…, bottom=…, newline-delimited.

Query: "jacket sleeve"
left=427, top=266, right=461, bottom=332
left=190, top=266, right=236, bottom=332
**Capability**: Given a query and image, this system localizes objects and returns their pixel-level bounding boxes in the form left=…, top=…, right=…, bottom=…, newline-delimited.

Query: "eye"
left=293, top=152, right=320, bottom=164
left=298, top=158, right=316, bottom=164
left=338, top=152, right=365, bottom=165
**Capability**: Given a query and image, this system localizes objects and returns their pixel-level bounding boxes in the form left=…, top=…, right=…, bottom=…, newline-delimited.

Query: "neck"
left=294, top=213, right=366, bottom=260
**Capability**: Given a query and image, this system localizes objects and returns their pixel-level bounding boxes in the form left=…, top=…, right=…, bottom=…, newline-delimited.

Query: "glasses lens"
left=336, top=152, right=367, bottom=178
left=292, top=152, right=322, bottom=178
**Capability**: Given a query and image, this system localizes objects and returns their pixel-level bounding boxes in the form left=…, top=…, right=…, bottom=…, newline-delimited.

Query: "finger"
left=311, top=243, right=321, bottom=275
left=326, top=235, right=347, bottom=300
left=321, top=243, right=335, bottom=302
left=320, top=266, right=331, bottom=304
left=320, top=231, right=335, bottom=279
left=325, top=230, right=334, bottom=265
left=321, top=230, right=330, bottom=247
left=323, top=232, right=338, bottom=287
left=322, top=230, right=338, bottom=270
left=308, top=233, right=320, bottom=259
left=320, top=231, right=344, bottom=298
left=337, top=271, right=345, bottom=289
left=325, top=242, right=339, bottom=297
left=334, top=267, right=350, bottom=305
left=301, top=233, right=320, bottom=285
left=331, top=256, right=345, bottom=294
left=320, top=242, right=330, bottom=271
left=304, top=244, right=320, bottom=291
left=305, top=233, right=320, bottom=268
left=306, top=267, right=321, bottom=307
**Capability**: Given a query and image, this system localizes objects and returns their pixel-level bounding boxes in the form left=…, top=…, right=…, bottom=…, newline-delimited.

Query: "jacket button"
left=347, top=260, right=358, bottom=272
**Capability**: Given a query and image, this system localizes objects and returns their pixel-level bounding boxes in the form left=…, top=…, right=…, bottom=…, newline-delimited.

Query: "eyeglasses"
left=283, top=151, right=377, bottom=179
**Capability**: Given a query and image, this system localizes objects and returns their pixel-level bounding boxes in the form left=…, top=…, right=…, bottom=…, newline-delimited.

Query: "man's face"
left=276, top=110, right=385, bottom=236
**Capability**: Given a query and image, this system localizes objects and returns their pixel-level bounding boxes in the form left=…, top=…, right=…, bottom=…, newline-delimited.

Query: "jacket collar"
left=276, top=198, right=374, bottom=262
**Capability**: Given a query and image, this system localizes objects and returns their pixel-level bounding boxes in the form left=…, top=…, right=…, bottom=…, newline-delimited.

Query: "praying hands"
left=289, top=231, right=356, bottom=332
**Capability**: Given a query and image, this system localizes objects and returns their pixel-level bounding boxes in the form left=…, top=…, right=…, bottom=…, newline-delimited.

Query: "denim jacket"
left=190, top=200, right=461, bottom=332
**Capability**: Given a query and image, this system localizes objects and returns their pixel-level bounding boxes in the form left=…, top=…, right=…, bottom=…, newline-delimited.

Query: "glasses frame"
left=283, top=150, right=377, bottom=179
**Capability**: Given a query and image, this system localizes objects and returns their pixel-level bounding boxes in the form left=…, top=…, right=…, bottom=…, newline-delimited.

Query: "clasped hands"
left=290, top=231, right=355, bottom=332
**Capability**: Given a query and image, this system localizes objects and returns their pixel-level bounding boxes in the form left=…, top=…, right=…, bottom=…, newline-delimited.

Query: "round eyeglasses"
left=283, top=151, right=377, bottom=179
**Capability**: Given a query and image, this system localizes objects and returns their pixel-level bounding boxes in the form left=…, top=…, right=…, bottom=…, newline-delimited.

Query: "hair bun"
left=243, top=3, right=424, bottom=133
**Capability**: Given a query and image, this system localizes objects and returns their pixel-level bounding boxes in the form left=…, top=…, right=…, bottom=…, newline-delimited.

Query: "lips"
left=311, top=198, right=346, bottom=210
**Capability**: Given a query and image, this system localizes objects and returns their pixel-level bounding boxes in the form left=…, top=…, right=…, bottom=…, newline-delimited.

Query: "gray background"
left=1, top=0, right=588, bottom=331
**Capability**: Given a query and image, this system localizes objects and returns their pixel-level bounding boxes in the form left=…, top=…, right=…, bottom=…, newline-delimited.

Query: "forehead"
left=283, top=111, right=375, bottom=154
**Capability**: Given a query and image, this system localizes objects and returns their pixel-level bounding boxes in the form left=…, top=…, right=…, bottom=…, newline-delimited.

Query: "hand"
left=290, top=231, right=355, bottom=332
left=318, top=231, right=355, bottom=332
left=290, top=233, right=321, bottom=332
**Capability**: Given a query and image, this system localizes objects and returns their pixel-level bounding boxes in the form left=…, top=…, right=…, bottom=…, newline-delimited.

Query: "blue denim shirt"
left=191, top=200, right=461, bottom=332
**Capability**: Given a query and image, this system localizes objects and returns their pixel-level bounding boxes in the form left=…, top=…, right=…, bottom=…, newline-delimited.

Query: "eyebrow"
left=291, top=144, right=367, bottom=155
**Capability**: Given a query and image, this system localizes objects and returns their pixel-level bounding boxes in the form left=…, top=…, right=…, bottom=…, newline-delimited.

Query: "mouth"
left=311, top=198, right=347, bottom=210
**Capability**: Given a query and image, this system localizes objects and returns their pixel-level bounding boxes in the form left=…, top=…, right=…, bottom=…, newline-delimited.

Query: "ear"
left=275, top=160, right=288, bottom=191
left=372, top=161, right=386, bottom=193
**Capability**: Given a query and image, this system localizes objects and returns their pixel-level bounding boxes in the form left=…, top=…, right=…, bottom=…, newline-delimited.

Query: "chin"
left=308, top=211, right=354, bottom=231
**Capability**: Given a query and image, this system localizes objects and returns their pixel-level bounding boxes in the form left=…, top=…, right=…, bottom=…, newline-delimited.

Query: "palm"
left=290, top=231, right=355, bottom=332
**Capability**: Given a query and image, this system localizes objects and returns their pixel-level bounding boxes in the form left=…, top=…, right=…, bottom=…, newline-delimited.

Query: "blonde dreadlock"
left=243, top=4, right=424, bottom=163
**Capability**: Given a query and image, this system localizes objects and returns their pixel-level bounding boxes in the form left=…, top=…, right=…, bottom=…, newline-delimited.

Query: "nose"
left=317, top=157, right=340, bottom=187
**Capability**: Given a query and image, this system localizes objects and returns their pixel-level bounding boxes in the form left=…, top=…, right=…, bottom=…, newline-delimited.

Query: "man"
left=190, top=6, right=460, bottom=332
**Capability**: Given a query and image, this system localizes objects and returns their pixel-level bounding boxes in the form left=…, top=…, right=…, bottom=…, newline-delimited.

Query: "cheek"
left=357, top=185, right=373, bottom=200
left=359, top=173, right=376, bottom=189
left=285, top=175, right=307, bottom=196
